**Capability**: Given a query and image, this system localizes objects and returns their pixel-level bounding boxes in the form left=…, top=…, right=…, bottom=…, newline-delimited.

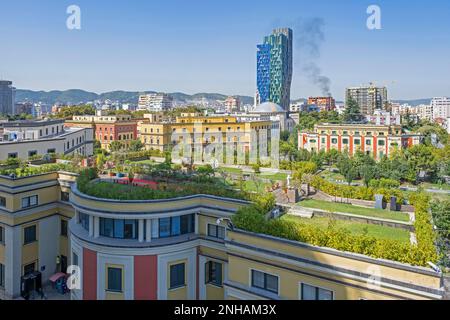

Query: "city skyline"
left=1, top=0, right=450, bottom=100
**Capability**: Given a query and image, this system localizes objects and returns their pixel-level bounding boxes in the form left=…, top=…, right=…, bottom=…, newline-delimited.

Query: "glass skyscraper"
left=0, top=80, right=15, bottom=115
left=256, top=28, right=293, bottom=111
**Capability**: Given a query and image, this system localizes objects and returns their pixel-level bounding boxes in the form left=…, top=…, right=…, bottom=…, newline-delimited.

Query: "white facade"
left=138, top=93, right=173, bottom=112
left=431, top=97, right=450, bottom=120
left=0, top=122, right=94, bottom=160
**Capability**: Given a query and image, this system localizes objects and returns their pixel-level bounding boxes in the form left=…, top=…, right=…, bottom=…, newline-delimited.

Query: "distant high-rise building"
left=345, top=84, right=387, bottom=115
left=0, top=80, right=15, bottom=115
left=256, top=28, right=293, bottom=111
left=224, top=96, right=241, bottom=113
left=431, top=97, right=450, bottom=120
left=138, top=93, right=173, bottom=112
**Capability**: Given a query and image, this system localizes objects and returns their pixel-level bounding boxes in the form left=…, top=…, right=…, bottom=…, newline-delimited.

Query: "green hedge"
left=77, top=168, right=251, bottom=201
left=0, top=163, right=80, bottom=178
left=311, top=176, right=405, bottom=204
left=232, top=192, right=438, bottom=267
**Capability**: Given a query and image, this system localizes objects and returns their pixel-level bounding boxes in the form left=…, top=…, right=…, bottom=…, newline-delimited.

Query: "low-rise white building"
left=0, top=120, right=94, bottom=160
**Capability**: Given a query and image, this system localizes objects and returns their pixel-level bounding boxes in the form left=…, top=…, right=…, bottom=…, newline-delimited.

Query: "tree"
left=343, top=97, right=363, bottom=123
left=337, top=155, right=358, bottom=185
left=109, top=141, right=123, bottom=152
left=128, top=139, right=144, bottom=152
left=360, top=165, right=377, bottom=187
left=431, top=200, right=450, bottom=239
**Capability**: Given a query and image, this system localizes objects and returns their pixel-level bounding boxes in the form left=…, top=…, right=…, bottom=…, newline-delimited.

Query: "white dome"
left=252, top=102, right=285, bottom=113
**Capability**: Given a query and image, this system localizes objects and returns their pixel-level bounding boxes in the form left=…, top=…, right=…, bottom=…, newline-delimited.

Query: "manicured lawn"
left=282, top=215, right=411, bottom=243
left=242, top=180, right=270, bottom=193
left=130, top=159, right=156, bottom=165
left=298, top=199, right=410, bottom=222
left=420, top=182, right=450, bottom=191
left=257, top=172, right=288, bottom=181
left=219, top=167, right=243, bottom=175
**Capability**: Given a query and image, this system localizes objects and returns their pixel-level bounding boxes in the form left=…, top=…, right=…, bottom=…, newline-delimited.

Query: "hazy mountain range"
left=15, top=89, right=255, bottom=106
left=15, top=89, right=433, bottom=107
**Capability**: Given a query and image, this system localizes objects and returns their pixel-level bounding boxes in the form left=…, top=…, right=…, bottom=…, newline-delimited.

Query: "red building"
left=66, top=111, right=138, bottom=150
left=307, top=97, right=336, bottom=111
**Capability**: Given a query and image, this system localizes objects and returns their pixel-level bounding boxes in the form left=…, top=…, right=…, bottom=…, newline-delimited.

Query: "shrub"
left=232, top=187, right=438, bottom=267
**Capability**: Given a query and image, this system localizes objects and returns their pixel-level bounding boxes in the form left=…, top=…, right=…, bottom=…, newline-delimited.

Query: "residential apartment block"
left=431, top=97, right=450, bottom=120
left=224, top=96, right=241, bottom=113
left=346, top=85, right=388, bottom=115
left=298, top=123, right=421, bottom=160
left=138, top=93, right=173, bottom=112
left=0, top=120, right=93, bottom=160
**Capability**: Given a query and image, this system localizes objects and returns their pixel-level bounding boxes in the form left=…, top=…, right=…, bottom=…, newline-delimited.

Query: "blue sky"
left=1, top=0, right=449, bottom=100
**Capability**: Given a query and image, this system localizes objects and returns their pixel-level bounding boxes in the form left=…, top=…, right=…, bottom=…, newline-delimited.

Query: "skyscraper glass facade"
left=256, top=44, right=271, bottom=104
left=256, top=28, right=293, bottom=111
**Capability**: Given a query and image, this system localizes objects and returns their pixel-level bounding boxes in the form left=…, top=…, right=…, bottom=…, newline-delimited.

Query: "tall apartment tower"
left=345, top=84, right=387, bottom=115
left=138, top=93, right=173, bottom=112
left=431, top=97, right=450, bottom=120
left=0, top=80, right=15, bottom=115
left=256, top=28, right=293, bottom=111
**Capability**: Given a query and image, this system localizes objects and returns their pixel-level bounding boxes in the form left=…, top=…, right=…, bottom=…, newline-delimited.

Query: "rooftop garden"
left=232, top=192, right=439, bottom=267
left=0, top=162, right=81, bottom=178
left=297, top=199, right=410, bottom=222
left=281, top=215, right=411, bottom=243
left=76, top=166, right=251, bottom=201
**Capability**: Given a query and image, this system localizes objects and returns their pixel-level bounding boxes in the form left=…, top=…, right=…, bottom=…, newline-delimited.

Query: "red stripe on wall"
left=83, top=248, right=97, bottom=300
left=134, top=255, right=158, bottom=300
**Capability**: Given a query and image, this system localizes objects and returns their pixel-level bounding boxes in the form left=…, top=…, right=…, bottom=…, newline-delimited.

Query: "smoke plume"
left=294, top=17, right=332, bottom=96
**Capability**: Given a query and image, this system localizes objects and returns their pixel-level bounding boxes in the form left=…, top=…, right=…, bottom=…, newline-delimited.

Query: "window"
left=107, top=267, right=123, bottom=292
left=251, top=270, right=278, bottom=294
left=23, top=262, right=36, bottom=276
left=170, top=263, right=185, bottom=289
left=24, top=225, right=37, bottom=244
left=47, top=148, right=56, bottom=154
left=61, top=220, right=68, bottom=237
left=159, top=214, right=194, bottom=238
left=0, top=196, right=6, bottom=208
left=378, top=140, right=385, bottom=146
left=206, top=261, right=222, bottom=287
left=78, top=212, right=90, bottom=231
left=342, top=138, right=349, bottom=145
left=331, top=138, right=338, bottom=144
left=72, top=252, right=79, bottom=267
left=21, top=195, right=38, bottom=208
left=0, top=263, right=4, bottom=288
left=301, top=283, right=333, bottom=300
left=207, top=224, right=225, bottom=239
left=354, top=139, right=361, bottom=145
left=28, top=150, right=37, bottom=158
left=0, top=226, right=4, bottom=244
left=366, top=139, right=372, bottom=146
left=7, top=153, right=17, bottom=159
left=61, top=191, right=70, bottom=202
left=99, top=218, right=138, bottom=239
left=321, top=138, right=325, bottom=144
